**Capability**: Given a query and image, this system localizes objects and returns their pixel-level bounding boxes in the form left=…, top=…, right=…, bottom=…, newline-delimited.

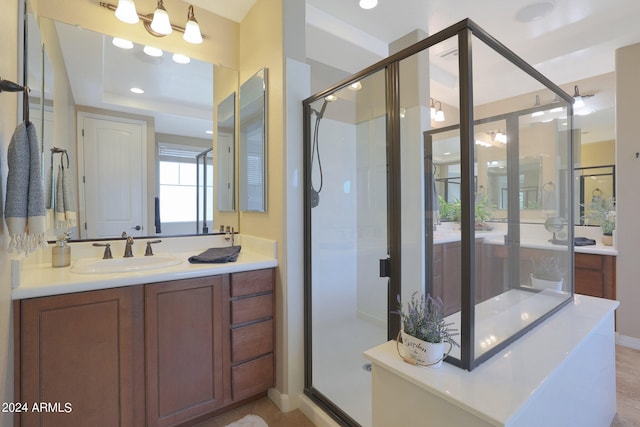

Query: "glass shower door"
left=305, top=68, right=390, bottom=427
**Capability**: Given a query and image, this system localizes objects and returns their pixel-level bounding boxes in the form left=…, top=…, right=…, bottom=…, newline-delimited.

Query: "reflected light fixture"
left=130, top=87, right=144, bottom=94
left=495, top=130, right=507, bottom=143
left=143, top=45, right=163, bottom=57
left=573, top=85, right=585, bottom=109
left=349, top=81, right=363, bottom=90
left=359, top=0, right=378, bottom=9
left=183, top=5, right=203, bottom=44
left=172, top=53, right=190, bottom=64
left=101, top=1, right=204, bottom=44
left=112, top=37, right=134, bottom=49
left=430, top=98, right=436, bottom=119
left=150, top=0, right=172, bottom=35
left=115, top=0, right=138, bottom=24
left=531, top=95, right=544, bottom=117
left=325, top=94, right=338, bottom=102
left=434, top=101, right=445, bottom=122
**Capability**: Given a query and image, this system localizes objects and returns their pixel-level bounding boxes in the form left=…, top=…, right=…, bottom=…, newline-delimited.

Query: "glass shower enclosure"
left=303, top=18, right=574, bottom=427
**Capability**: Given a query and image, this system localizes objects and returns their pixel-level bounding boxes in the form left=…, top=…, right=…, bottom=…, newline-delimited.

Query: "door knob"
left=133, top=225, right=142, bottom=231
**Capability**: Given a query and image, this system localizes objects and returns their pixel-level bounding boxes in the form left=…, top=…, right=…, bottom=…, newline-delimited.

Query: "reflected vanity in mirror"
left=217, top=92, right=236, bottom=212
left=26, top=14, right=239, bottom=240
left=239, top=68, right=268, bottom=212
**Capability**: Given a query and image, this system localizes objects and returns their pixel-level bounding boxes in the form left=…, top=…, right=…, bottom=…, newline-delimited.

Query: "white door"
left=79, top=113, right=147, bottom=239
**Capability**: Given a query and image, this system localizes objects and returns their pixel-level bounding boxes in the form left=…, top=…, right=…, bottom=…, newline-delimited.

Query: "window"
left=158, top=143, right=213, bottom=223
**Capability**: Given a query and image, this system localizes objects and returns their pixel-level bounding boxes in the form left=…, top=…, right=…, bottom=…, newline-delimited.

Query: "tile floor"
left=200, top=345, right=640, bottom=427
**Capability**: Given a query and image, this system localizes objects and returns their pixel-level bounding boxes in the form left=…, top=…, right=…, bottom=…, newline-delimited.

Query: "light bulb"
left=150, top=0, right=172, bottom=35
left=115, top=0, right=139, bottom=24
left=183, top=5, right=203, bottom=44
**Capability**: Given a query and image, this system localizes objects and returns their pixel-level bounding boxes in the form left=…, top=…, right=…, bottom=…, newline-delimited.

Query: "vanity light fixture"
left=100, top=1, right=204, bottom=44
left=531, top=95, right=544, bottom=117
left=429, top=98, right=436, bottom=119
left=150, top=0, right=172, bottom=35
left=359, top=0, right=378, bottom=10
left=172, top=53, right=190, bottom=64
left=434, top=101, right=445, bottom=122
left=325, top=94, right=338, bottom=102
left=349, top=81, right=363, bottom=90
left=183, top=5, right=203, bottom=44
left=495, top=130, right=507, bottom=143
left=115, top=0, right=138, bottom=24
left=112, top=37, right=134, bottom=49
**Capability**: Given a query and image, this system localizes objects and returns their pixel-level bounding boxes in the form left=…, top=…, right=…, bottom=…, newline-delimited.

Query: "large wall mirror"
left=239, top=68, right=268, bottom=212
left=25, top=7, right=239, bottom=240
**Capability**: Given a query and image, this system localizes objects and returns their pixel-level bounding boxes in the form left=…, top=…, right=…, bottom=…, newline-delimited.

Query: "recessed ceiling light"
left=143, top=46, right=163, bottom=57
left=130, top=87, right=144, bottom=94
left=515, top=1, right=555, bottom=23
left=112, top=37, right=133, bottom=49
left=349, top=81, right=362, bottom=90
left=172, top=53, right=191, bottom=64
left=359, top=0, right=378, bottom=10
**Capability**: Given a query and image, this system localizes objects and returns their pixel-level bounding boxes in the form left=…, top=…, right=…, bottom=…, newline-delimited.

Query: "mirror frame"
left=217, top=91, right=237, bottom=212
left=239, top=67, right=268, bottom=213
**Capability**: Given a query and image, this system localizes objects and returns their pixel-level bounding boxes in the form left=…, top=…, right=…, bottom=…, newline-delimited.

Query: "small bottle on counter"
left=52, top=233, right=71, bottom=268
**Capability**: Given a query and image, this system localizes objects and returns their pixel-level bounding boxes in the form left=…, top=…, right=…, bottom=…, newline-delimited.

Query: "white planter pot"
left=399, top=330, right=450, bottom=368
left=531, top=275, right=563, bottom=292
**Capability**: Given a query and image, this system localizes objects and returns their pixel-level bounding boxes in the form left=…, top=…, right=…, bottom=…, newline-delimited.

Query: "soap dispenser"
left=52, top=233, right=71, bottom=268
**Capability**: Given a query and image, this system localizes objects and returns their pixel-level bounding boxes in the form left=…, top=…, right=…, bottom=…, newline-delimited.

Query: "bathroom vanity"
left=12, top=236, right=277, bottom=427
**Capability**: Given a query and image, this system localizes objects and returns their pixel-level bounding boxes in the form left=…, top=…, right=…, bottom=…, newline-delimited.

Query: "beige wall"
left=615, top=43, right=640, bottom=344
left=238, top=0, right=288, bottom=396
left=0, top=2, right=19, bottom=425
left=582, top=140, right=615, bottom=167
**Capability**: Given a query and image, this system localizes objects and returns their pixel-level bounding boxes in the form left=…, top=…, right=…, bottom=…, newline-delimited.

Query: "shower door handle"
left=379, top=258, right=391, bottom=278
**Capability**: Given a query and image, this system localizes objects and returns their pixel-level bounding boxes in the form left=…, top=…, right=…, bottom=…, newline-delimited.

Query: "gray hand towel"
left=188, top=246, right=241, bottom=264
left=5, top=122, right=46, bottom=254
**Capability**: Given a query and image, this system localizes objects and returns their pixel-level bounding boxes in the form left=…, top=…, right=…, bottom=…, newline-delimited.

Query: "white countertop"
left=364, top=293, right=619, bottom=426
left=432, top=224, right=618, bottom=256
left=11, top=234, right=278, bottom=300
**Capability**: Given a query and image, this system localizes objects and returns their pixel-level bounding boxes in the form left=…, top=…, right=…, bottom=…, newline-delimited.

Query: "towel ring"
left=543, top=181, right=555, bottom=192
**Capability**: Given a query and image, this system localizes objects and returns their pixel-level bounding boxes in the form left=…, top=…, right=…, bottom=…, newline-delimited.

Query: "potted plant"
left=583, top=196, right=616, bottom=246
left=530, top=256, right=565, bottom=291
left=438, top=195, right=494, bottom=231
left=394, top=292, right=459, bottom=368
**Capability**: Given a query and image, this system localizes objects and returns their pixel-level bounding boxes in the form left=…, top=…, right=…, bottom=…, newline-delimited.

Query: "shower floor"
left=312, top=310, right=386, bottom=427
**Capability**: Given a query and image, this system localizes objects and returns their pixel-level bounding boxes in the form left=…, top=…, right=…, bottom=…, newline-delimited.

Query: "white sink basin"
left=71, top=254, right=182, bottom=274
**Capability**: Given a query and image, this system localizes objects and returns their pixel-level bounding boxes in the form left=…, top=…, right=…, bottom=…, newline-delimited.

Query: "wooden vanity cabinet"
left=14, top=268, right=275, bottom=427
left=574, top=252, right=616, bottom=299
left=15, top=286, right=145, bottom=427
left=145, top=276, right=225, bottom=427
left=223, top=269, right=275, bottom=404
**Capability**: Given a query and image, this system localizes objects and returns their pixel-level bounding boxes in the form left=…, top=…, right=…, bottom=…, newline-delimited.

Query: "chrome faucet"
left=122, top=232, right=134, bottom=257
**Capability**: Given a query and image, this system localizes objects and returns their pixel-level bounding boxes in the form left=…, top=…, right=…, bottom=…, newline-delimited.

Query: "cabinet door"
left=19, top=286, right=144, bottom=427
left=145, top=276, right=224, bottom=427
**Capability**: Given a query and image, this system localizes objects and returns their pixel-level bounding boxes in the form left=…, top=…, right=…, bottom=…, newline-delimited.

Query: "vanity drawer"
left=231, top=354, right=274, bottom=401
left=231, top=319, right=273, bottom=363
left=230, top=269, right=273, bottom=297
left=231, top=294, right=272, bottom=325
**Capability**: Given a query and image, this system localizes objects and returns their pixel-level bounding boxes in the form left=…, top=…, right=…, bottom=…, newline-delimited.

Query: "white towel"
left=53, top=164, right=77, bottom=229
left=5, top=121, right=46, bottom=254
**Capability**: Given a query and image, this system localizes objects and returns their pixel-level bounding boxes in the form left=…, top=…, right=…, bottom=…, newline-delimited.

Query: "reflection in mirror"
left=30, top=17, right=238, bottom=240
left=239, top=68, right=268, bottom=212
left=217, top=92, right=236, bottom=212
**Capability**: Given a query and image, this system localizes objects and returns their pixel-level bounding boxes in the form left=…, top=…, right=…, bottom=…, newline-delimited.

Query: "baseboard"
left=298, top=394, right=341, bottom=427
left=616, top=333, right=640, bottom=350
left=267, top=388, right=299, bottom=413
